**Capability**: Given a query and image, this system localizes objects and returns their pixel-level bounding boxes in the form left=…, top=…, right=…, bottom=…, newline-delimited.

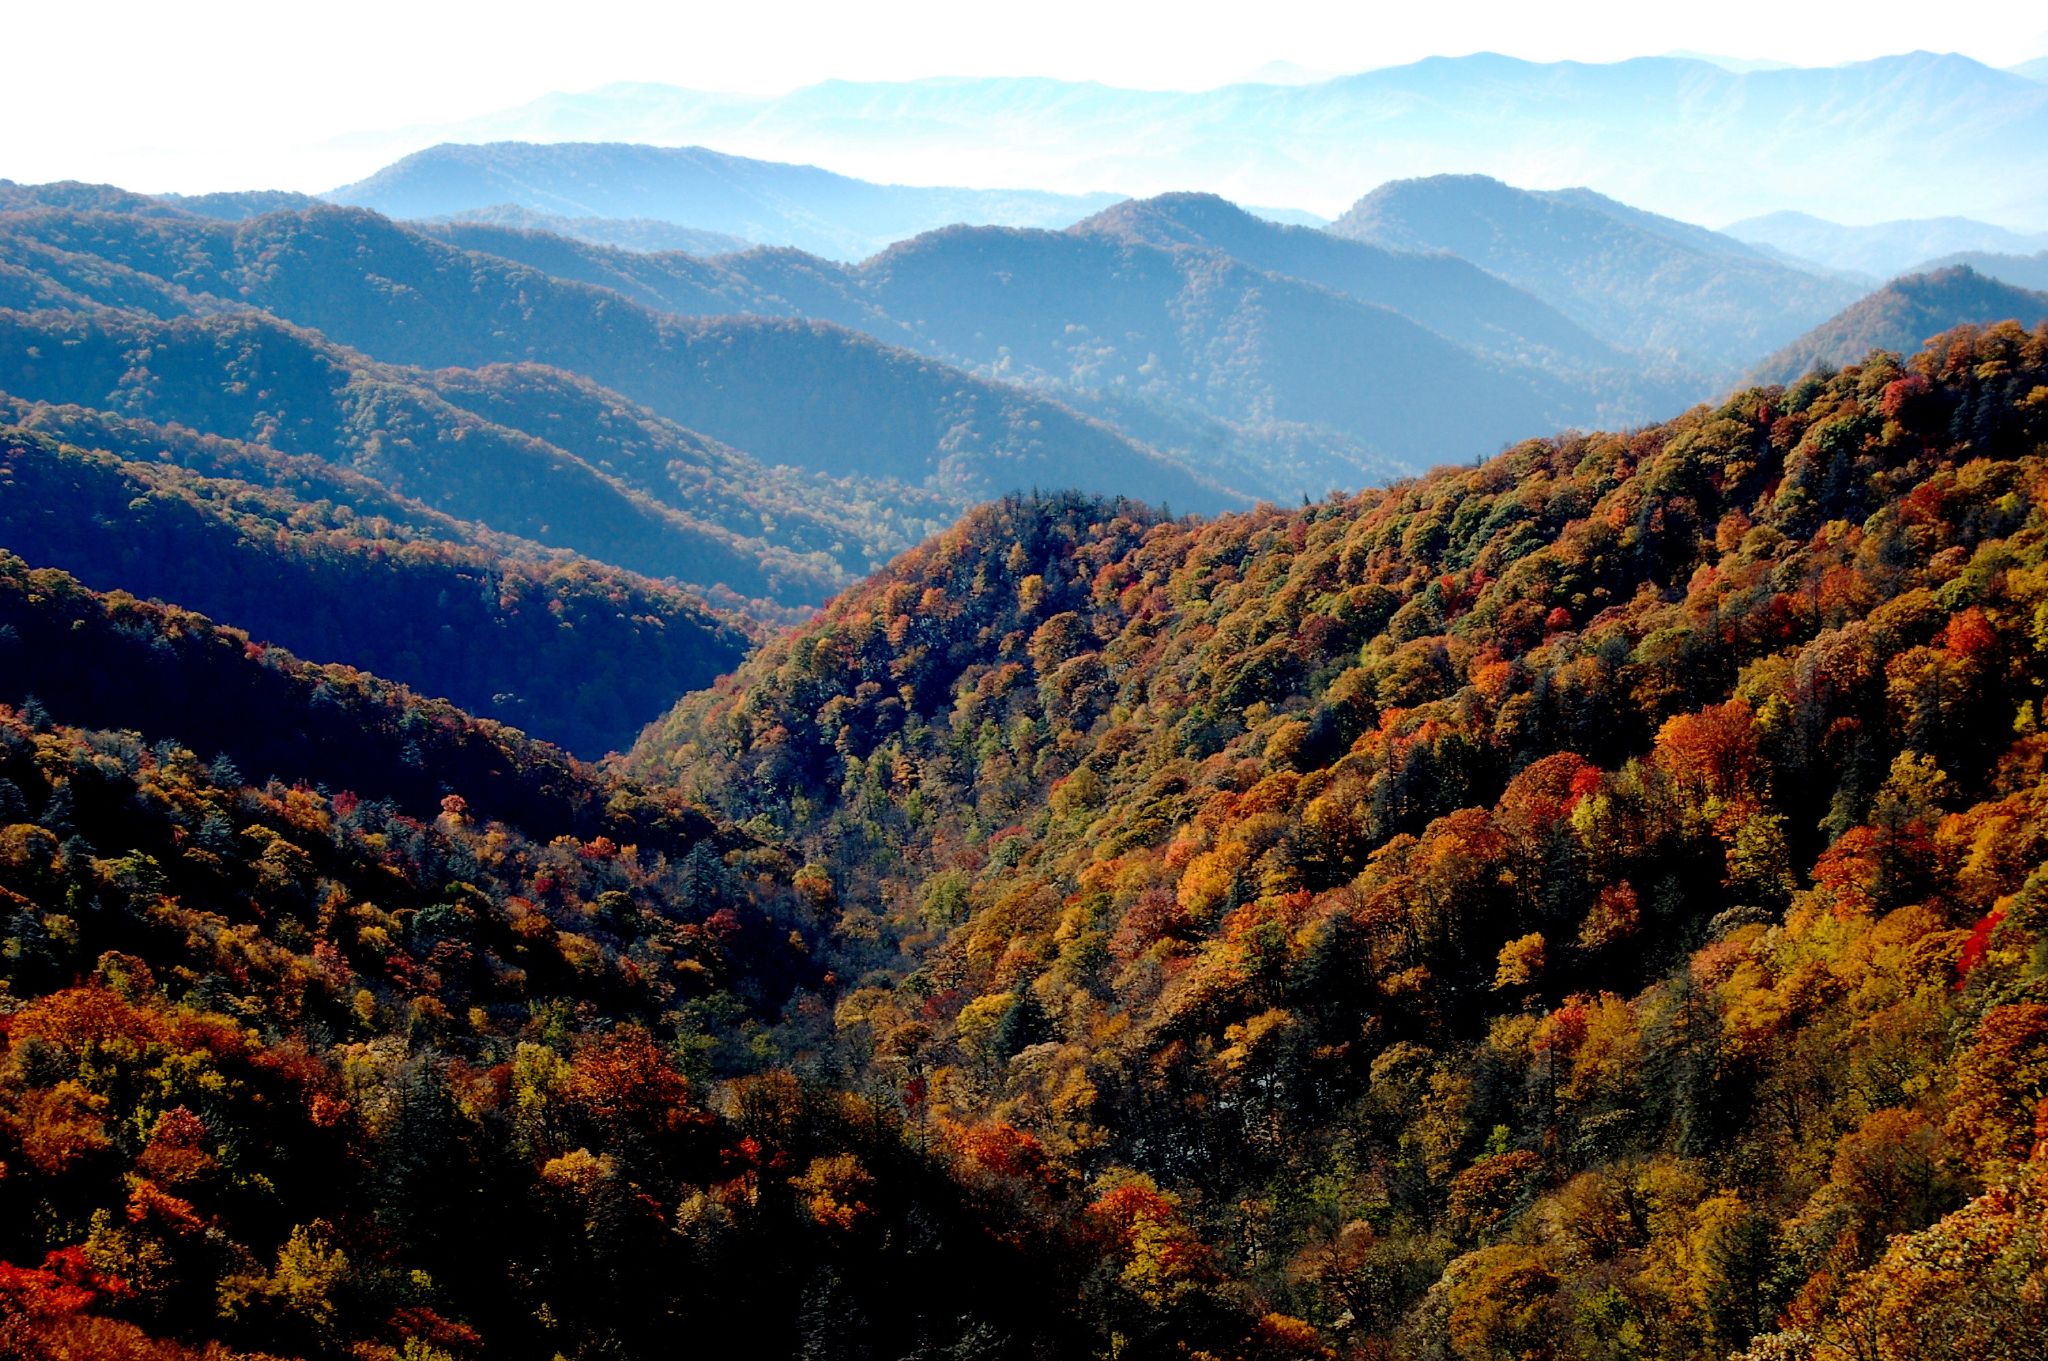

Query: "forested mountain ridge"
left=0, top=553, right=1181, bottom=1360
left=0, top=421, right=752, bottom=756
left=0, top=306, right=864, bottom=609
left=1749, top=266, right=2048, bottom=385
left=636, top=323, right=2048, bottom=1359
left=0, top=204, right=1235, bottom=516
left=4, top=138, right=2048, bottom=1360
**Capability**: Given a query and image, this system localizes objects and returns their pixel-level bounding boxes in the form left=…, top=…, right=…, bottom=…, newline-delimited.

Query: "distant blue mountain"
left=1329, top=175, right=1863, bottom=375
left=418, top=191, right=1670, bottom=499
left=367, top=52, right=2048, bottom=227
left=1725, top=210, right=2048, bottom=278
left=330, top=142, right=1119, bottom=260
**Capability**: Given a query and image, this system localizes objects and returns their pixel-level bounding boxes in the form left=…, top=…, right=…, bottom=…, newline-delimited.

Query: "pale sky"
left=6, top=0, right=2047, bottom=192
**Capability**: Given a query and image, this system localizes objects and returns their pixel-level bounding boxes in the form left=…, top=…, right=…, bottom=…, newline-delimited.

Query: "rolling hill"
left=0, top=306, right=866, bottom=607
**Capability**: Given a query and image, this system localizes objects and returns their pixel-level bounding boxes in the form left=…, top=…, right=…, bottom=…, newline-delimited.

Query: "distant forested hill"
left=0, top=306, right=870, bottom=608
left=387, top=195, right=1693, bottom=497
left=1747, top=266, right=2048, bottom=384
left=1905, top=248, right=2048, bottom=293
left=418, top=203, right=752, bottom=254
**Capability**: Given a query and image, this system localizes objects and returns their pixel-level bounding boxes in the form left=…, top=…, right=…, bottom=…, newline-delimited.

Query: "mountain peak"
left=1069, top=190, right=1262, bottom=245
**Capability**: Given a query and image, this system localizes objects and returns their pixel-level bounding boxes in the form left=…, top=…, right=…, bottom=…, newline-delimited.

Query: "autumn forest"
left=6, top=35, right=2048, bottom=1361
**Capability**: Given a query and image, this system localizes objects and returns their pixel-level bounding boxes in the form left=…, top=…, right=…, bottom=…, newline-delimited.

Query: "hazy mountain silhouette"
left=1330, top=174, right=1863, bottom=374
left=331, top=141, right=1120, bottom=259
left=378, top=53, right=2048, bottom=226
left=1725, top=209, right=2048, bottom=278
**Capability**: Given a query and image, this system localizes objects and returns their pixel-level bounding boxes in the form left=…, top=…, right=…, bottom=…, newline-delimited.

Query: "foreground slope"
left=0, top=557, right=1177, bottom=1360
left=640, top=323, right=2048, bottom=1359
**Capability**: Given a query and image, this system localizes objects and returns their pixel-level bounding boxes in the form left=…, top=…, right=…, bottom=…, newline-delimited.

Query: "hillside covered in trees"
left=1750, top=266, right=2048, bottom=386
left=5, top=271, right=2048, bottom=1358
left=0, top=419, right=752, bottom=757
left=639, top=323, right=2048, bottom=1359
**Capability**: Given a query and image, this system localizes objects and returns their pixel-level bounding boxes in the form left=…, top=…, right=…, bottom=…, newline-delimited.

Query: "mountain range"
left=355, top=52, right=2048, bottom=226
left=415, top=189, right=1674, bottom=490
left=12, top=163, right=2038, bottom=522
left=331, top=141, right=1121, bottom=260
left=1724, top=209, right=2048, bottom=279
left=0, top=202, right=1230, bottom=510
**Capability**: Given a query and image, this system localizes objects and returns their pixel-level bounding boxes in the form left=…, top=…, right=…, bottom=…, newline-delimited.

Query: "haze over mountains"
left=359, top=51, right=2048, bottom=226
left=1329, top=174, right=1863, bottom=373
left=331, top=141, right=1121, bottom=259
left=1725, top=209, right=2048, bottom=279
